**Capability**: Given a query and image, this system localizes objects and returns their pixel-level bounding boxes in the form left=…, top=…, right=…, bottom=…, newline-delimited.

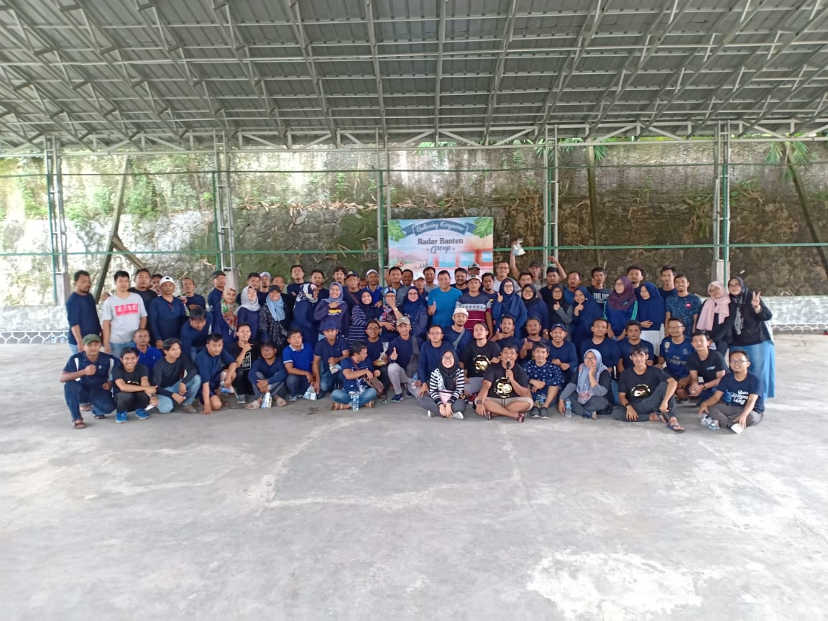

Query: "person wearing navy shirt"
left=364, top=320, right=390, bottom=394
left=133, top=328, right=162, bottom=373
left=659, top=318, right=694, bottom=400
left=664, top=274, right=702, bottom=334
left=207, top=270, right=225, bottom=312
left=491, top=315, right=521, bottom=352
left=330, top=342, right=380, bottom=410
left=180, top=307, right=210, bottom=360
left=283, top=330, right=318, bottom=399
left=235, top=272, right=263, bottom=305
left=547, top=323, right=578, bottom=383
left=149, top=276, right=187, bottom=347
left=698, top=349, right=764, bottom=432
left=686, top=331, right=727, bottom=404
left=195, top=334, right=238, bottom=414
left=586, top=267, right=610, bottom=306
left=387, top=317, right=416, bottom=401
left=179, top=276, right=206, bottom=312
left=618, top=321, right=655, bottom=372
left=427, top=270, right=463, bottom=331
left=286, top=264, right=306, bottom=299
left=579, top=318, right=621, bottom=372
left=128, top=268, right=157, bottom=313
left=445, top=307, right=473, bottom=354
left=60, top=333, right=116, bottom=428
left=657, top=265, right=678, bottom=301
left=65, top=270, right=101, bottom=354
left=524, top=344, right=565, bottom=417
left=246, top=341, right=288, bottom=409
left=409, top=325, right=455, bottom=404
left=616, top=346, right=683, bottom=432
left=313, top=321, right=350, bottom=396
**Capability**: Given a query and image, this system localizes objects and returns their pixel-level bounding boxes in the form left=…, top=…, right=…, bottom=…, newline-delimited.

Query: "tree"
left=765, top=140, right=828, bottom=278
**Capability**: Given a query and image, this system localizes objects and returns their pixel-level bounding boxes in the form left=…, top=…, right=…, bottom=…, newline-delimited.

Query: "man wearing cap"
left=365, top=269, right=383, bottom=305
left=259, top=271, right=272, bottom=294
left=149, top=276, right=188, bottom=347
left=467, top=263, right=481, bottom=278
left=207, top=270, right=226, bottom=312
left=60, top=334, right=116, bottom=429
left=343, top=271, right=363, bottom=310
left=445, top=307, right=473, bottom=354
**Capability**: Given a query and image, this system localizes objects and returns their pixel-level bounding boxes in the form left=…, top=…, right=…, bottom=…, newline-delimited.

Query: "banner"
left=388, top=217, right=494, bottom=275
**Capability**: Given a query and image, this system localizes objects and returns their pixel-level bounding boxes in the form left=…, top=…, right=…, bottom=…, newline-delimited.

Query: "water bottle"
left=261, top=392, right=272, bottom=408
left=564, top=399, right=573, bottom=417
left=330, top=363, right=341, bottom=374
left=349, top=391, right=360, bottom=412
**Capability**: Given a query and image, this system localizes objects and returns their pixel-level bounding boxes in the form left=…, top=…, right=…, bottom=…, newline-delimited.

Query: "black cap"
left=268, top=284, right=282, bottom=293
left=212, top=270, right=224, bottom=278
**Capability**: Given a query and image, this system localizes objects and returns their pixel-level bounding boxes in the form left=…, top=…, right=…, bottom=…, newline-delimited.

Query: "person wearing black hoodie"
left=727, top=276, right=774, bottom=403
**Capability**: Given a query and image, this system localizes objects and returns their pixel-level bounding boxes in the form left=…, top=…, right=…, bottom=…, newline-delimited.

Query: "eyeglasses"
left=730, top=358, right=749, bottom=364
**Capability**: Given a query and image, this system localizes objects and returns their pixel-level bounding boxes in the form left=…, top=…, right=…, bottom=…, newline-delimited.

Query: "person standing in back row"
left=101, top=270, right=148, bottom=358
left=427, top=270, right=463, bottom=332
left=66, top=270, right=101, bottom=354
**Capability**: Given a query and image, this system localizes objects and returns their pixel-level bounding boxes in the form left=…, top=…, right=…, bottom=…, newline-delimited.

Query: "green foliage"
left=472, top=217, right=493, bottom=238
left=766, top=140, right=811, bottom=181
left=125, top=174, right=161, bottom=219
left=65, top=185, right=113, bottom=225
left=388, top=220, right=405, bottom=242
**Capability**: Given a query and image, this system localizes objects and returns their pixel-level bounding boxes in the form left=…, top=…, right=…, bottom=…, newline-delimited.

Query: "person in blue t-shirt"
left=282, top=329, right=318, bottom=399
left=524, top=344, right=565, bottom=417
left=179, top=276, right=206, bottom=312
left=426, top=270, right=463, bottom=330
left=664, top=273, right=702, bottom=334
left=659, top=318, right=694, bottom=400
left=195, top=334, right=238, bottom=414
left=312, top=321, right=350, bottom=396
left=618, top=321, right=655, bottom=372
left=149, top=276, right=188, bottom=347
left=132, top=328, right=162, bottom=373
left=579, top=318, right=621, bottom=372
left=246, top=341, right=288, bottom=409
left=547, top=323, right=578, bottom=383
left=66, top=270, right=101, bottom=354
left=444, top=307, right=473, bottom=354
left=518, top=317, right=550, bottom=367
left=386, top=316, right=416, bottom=402
left=331, top=342, right=380, bottom=410
left=698, top=349, right=764, bottom=432
left=409, top=324, right=455, bottom=406
left=60, top=333, right=116, bottom=428
left=180, top=307, right=210, bottom=360
left=491, top=315, right=522, bottom=352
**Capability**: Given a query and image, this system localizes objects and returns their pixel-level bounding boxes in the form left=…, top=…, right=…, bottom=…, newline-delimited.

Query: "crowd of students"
left=61, top=255, right=775, bottom=434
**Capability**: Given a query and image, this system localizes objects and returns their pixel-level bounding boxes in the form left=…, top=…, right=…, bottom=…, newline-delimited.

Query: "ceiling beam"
left=364, top=0, right=387, bottom=139
left=280, top=0, right=336, bottom=135
left=740, top=62, right=828, bottom=133
left=482, top=0, right=519, bottom=145
left=211, top=0, right=286, bottom=139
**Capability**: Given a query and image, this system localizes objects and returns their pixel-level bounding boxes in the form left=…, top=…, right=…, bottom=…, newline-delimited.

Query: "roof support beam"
left=482, top=0, right=519, bottom=145
left=740, top=63, right=828, bottom=133
left=433, top=0, right=448, bottom=139
left=364, top=0, right=387, bottom=140
left=211, top=1, right=286, bottom=139
left=280, top=0, right=336, bottom=135
left=134, top=0, right=231, bottom=132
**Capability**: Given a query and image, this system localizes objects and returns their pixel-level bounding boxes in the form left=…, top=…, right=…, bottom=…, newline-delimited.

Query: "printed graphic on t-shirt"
left=472, top=353, right=492, bottom=373
left=724, top=388, right=750, bottom=406
left=494, top=376, right=514, bottom=398
left=114, top=302, right=140, bottom=317
left=629, top=384, right=653, bottom=400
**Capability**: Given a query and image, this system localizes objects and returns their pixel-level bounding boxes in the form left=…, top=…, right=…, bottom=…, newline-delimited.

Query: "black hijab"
left=439, top=351, right=459, bottom=391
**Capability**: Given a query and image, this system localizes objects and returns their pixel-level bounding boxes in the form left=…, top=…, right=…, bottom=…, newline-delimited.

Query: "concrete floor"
left=2, top=335, right=827, bottom=620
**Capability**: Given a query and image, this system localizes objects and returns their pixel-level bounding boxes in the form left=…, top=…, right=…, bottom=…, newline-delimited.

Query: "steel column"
left=712, top=122, right=722, bottom=281
left=542, top=124, right=550, bottom=261
left=45, top=137, right=70, bottom=305
left=722, top=121, right=732, bottom=283
left=552, top=124, right=560, bottom=259
left=213, top=131, right=237, bottom=282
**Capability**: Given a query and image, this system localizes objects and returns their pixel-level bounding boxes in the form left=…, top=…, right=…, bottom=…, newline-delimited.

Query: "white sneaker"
left=427, top=410, right=434, bottom=418
left=452, top=411, right=464, bottom=420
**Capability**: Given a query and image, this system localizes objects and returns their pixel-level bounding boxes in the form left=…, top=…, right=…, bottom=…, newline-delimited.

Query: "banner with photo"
left=388, top=217, right=494, bottom=276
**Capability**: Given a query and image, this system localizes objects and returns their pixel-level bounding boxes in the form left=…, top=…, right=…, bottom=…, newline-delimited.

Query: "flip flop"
left=73, top=419, right=87, bottom=429
left=660, top=414, right=685, bottom=433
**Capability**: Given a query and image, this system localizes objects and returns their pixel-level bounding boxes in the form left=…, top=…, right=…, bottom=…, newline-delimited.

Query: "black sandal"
left=74, top=419, right=87, bottom=429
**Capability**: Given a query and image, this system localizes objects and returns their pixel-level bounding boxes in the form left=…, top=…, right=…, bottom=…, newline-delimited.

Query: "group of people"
left=61, top=254, right=774, bottom=435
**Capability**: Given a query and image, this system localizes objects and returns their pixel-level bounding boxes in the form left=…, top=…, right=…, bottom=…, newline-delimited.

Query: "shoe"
left=135, top=409, right=150, bottom=421
left=529, top=407, right=541, bottom=418
left=539, top=407, right=550, bottom=418
left=390, top=393, right=403, bottom=403
left=427, top=410, right=434, bottom=418
left=115, top=411, right=127, bottom=423
left=236, top=394, right=247, bottom=404
left=94, top=414, right=107, bottom=420
left=452, top=411, right=464, bottom=420
left=180, top=404, right=197, bottom=414
left=288, top=395, right=298, bottom=402
left=516, top=413, right=526, bottom=423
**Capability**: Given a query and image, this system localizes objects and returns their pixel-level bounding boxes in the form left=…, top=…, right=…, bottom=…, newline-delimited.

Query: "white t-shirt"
left=101, top=292, right=147, bottom=343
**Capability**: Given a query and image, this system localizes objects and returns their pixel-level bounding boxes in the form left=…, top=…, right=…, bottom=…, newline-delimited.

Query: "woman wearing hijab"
left=313, top=282, right=348, bottom=335
left=520, top=284, right=550, bottom=336
left=728, top=276, right=774, bottom=401
left=401, top=286, right=428, bottom=343
left=557, top=348, right=612, bottom=419
left=696, top=281, right=732, bottom=354
left=492, top=277, right=527, bottom=334
left=570, top=286, right=603, bottom=346
left=259, top=285, right=291, bottom=351
left=636, top=281, right=666, bottom=352
left=212, top=286, right=239, bottom=347
left=605, top=276, right=638, bottom=339
left=291, top=283, right=320, bottom=346
left=425, top=349, right=466, bottom=419
left=236, top=285, right=261, bottom=341
left=346, top=289, right=379, bottom=344
left=545, top=284, right=573, bottom=331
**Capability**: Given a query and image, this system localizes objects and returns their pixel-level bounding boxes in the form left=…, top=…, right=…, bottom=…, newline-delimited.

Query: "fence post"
left=552, top=124, right=560, bottom=260
left=722, top=121, right=731, bottom=283
left=542, top=125, right=550, bottom=262
left=712, top=122, right=722, bottom=282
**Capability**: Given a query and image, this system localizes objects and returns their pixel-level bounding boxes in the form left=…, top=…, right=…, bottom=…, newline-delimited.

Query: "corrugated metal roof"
left=0, top=0, right=826, bottom=151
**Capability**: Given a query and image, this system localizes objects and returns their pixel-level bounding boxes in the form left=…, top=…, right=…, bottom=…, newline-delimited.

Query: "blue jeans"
left=156, top=374, right=201, bottom=413
left=250, top=371, right=288, bottom=400
left=318, top=366, right=343, bottom=395
left=110, top=341, right=132, bottom=358
left=331, top=388, right=378, bottom=406
left=64, top=382, right=115, bottom=422
left=286, top=373, right=309, bottom=397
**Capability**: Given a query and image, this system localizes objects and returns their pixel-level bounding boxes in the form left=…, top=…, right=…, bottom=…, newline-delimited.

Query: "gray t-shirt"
left=101, top=292, right=147, bottom=343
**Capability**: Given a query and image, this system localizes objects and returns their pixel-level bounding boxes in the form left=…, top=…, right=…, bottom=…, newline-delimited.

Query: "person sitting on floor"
left=461, top=322, right=501, bottom=401
left=313, top=320, right=350, bottom=397
left=558, top=348, right=613, bottom=419
left=180, top=306, right=209, bottom=361
left=524, top=343, right=564, bottom=418
left=246, top=341, right=288, bottom=409
left=616, top=346, right=683, bottom=432
left=152, top=338, right=201, bottom=414
left=112, top=347, right=157, bottom=424
left=659, top=317, right=693, bottom=400
left=424, top=349, right=466, bottom=419
left=133, top=327, right=162, bottom=373
left=474, top=343, right=533, bottom=423
left=60, top=333, right=116, bottom=429
left=686, top=330, right=727, bottom=405
left=331, top=342, right=380, bottom=411
left=697, top=349, right=764, bottom=433
left=195, top=334, right=238, bottom=415
left=282, top=329, right=318, bottom=400
left=228, top=324, right=258, bottom=405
